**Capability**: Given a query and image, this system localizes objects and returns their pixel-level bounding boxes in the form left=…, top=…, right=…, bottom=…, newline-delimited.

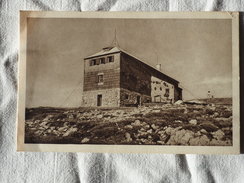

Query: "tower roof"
left=84, top=46, right=121, bottom=59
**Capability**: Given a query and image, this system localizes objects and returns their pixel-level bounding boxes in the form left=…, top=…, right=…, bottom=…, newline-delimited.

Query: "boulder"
left=174, top=129, right=188, bottom=144
left=165, top=127, right=174, bottom=135
left=210, top=139, right=228, bottom=146
left=211, top=129, right=225, bottom=140
left=198, top=135, right=210, bottom=145
left=180, top=131, right=194, bottom=144
left=165, top=127, right=182, bottom=136
left=189, top=137, right=201, bottom=146
left=195, top=131, right=201, bottom=137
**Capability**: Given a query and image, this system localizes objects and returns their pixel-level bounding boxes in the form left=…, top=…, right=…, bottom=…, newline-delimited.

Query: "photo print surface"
left=17, top=12, right=240, bottom=153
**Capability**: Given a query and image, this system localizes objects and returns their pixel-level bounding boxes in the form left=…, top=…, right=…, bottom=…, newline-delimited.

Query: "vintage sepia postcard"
left=17, top=11, right=240, bottom=154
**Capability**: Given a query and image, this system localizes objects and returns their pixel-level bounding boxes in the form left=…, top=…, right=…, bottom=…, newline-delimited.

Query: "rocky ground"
left=25, top=98, right=233, bottom=146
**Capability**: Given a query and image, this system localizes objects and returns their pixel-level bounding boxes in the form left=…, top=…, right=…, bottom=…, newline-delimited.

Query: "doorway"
left=136, top=96, right=141, bottom=106
left=97, top=94, right=102, bottom=106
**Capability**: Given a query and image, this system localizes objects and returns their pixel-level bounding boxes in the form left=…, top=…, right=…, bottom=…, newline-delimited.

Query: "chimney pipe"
left=156, top=64, right=161, bottom=71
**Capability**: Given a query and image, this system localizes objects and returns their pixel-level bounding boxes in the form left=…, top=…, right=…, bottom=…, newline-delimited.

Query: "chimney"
left=156, top=64, right=161, bottom=71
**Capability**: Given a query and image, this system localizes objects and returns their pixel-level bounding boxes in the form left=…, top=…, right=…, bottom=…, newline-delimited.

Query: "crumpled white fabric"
left=1, top=0, right=244, bottom=183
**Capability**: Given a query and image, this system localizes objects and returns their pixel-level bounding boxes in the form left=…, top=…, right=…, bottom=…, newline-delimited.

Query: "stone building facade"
left=82, top=46, right=182, bottom=107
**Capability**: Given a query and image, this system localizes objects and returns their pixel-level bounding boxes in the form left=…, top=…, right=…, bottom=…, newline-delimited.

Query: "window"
left=125, top=94, right=129, bottom=100
left=160, top=87, right=162, bottom=91
left=100, top=58, right=105, bottom=64
left=154, top=87, right=157, bottom=90
left=97, top=74, right=104, bottom=83
left=164, top=88, right=169, bottom=97
left=90, top=59, right=96, bottom=66
left=108, top=56, right=114, bottom=62
left=96, top=59, right=100, bottom=65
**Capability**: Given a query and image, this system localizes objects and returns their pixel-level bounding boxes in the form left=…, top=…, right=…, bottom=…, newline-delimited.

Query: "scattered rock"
left=157, top=141, right=165, bottom=145
left=165, top=127, right=174, bottom=135
left=151, top=124, right=159, bottom=130
left=68, top=114, right=74, bottom=119
left=175, top=100, right=183, bottom=105
left=125, top=125, right=133, bottom=129
left=200, top=129, right=208, bottom=134
left=25, top=101, right=232, bottom=146
left=215, top=117, right=230, bottom=122
left=189, top=119, right=197, bottom=125
left=58, top=126, right=67, bottom=132
left=213, top=112, right=219, bottom=117
left=221, top=127, right=230, bottom=131
left=132, top=120, right=141, bottom=126
left=97, top=114, right=103, bottom=119
left=174, top=120, right=182, bottom=123
left=200, top=122, right=219, bottom=132
left=144, top=124, right=150, bottom=129
left=125, top=132, right=132, bottom=142
left=63, top=127, right=78, bottom=137
left=81, top=138, right=90, bottom=143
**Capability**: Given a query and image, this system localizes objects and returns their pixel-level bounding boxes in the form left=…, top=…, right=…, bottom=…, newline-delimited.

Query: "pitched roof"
left=84, top=46, right=180, bottom=84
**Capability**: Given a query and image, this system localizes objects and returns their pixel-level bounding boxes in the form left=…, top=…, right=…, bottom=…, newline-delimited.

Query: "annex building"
left=82, top=46, right=182, bottom=107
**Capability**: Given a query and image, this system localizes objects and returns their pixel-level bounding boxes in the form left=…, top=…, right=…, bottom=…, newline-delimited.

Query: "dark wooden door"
left=97, top=95, right=102, bottom=106
left=136, top=96, right=141, bottom=106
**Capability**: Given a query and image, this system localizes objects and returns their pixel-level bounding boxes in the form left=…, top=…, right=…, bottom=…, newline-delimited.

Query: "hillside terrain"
left=25, top=98, right=233, bottom=146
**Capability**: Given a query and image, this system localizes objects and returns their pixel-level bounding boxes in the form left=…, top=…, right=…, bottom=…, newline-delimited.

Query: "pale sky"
left=26, top=18, right=232, bottom=107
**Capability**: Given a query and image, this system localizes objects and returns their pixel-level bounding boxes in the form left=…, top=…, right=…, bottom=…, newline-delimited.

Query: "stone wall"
left=82, top=88, right=120, bottom=107
left=120, top=88, right=151, bottom=106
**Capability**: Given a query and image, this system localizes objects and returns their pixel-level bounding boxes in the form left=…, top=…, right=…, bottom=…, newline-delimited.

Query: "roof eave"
left=84, top=51, right=121, bottom=60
